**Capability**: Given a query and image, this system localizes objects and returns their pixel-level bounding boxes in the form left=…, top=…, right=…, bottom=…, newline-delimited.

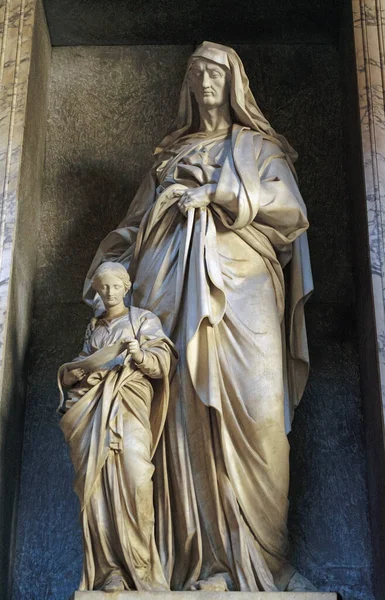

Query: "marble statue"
left=58, top=262, right=177, bottom=592
left=81, top=41, right=314, bottom=592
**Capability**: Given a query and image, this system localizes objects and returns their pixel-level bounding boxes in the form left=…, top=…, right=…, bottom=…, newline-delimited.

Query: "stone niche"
left=1, top=0, right=382, bottom=599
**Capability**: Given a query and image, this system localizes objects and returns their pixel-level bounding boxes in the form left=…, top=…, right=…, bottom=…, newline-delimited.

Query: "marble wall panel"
left=12, top=44, right=374, bottom=600
left=0, top=0, right=36, bottom=391
left=350, top=1, right=385, bottom=598
left=352, top=0, right=385, bottom=426
left=0, top=0, right=51, bottom=597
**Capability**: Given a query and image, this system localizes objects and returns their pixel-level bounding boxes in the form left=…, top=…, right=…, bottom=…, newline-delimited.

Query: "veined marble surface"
left=0, top=0, right=37, bottom=391
left=353, top=0, right=385, bottom=408
left=0, top=0, right=50, bottom=595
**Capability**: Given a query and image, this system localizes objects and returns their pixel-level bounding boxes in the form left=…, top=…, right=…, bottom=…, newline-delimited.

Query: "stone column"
left=352, top=0, right=385, bottom=597
left=0, top=0, right=50, bottom=596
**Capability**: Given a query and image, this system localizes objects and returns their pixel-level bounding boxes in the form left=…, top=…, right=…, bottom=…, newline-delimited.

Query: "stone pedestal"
left=72, top=593, right=337, bottom=600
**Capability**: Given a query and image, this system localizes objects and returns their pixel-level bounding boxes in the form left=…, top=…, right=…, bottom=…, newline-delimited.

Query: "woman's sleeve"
left=256, top=142, right=309, bottom=241
left=134, top=350, right=164, bottom=379
left=134, top=312, right=174, bottom=379
left=210, top=135, right=308, bottom=238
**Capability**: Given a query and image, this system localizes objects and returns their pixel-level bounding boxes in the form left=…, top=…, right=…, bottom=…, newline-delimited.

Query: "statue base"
left=72, top=593, right=337, bottom=599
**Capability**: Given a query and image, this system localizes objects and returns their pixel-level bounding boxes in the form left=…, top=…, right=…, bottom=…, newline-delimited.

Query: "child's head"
left=92, top=262, right=131, bottom=309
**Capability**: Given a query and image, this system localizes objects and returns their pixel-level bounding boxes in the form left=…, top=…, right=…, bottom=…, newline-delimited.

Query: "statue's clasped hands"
left=174, top=184, right=214, bottom=216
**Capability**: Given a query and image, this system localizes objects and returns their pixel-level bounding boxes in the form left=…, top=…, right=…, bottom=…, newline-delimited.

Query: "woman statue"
left=58, top=262, right=177, bottom=593
left=84, top=42, right=314, bottom=592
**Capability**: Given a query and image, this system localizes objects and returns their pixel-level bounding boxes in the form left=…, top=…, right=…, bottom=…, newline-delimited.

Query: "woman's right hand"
left=62, top=367, right=85, bottom=387
left=176, top=184, right=215, bottom=216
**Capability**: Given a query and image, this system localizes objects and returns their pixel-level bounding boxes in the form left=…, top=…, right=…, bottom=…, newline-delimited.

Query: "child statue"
left=58, top=261, right=177, bottom=593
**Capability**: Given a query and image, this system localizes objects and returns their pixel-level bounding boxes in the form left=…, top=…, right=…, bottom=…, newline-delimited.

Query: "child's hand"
left=126, top=338, right=144, bottom=364
left=62, top=367, right=85, bottom=387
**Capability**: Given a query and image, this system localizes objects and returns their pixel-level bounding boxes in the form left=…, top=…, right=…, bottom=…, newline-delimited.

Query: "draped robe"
left=59, top=307, right=176, bottom=591
left=84, top=123, right=313, bottom=591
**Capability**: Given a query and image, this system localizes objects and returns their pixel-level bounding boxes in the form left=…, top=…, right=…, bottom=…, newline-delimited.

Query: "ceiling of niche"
left=43, top=0, right=345, bottom=46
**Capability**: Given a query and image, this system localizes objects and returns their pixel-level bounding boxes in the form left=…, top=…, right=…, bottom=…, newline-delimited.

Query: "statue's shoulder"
left=233, top=126, right=273, bottom=155
left=260, top=137, right=282, bottom=153
left=130, top=305, right=148, bottom=317
left=87, top=316, right=98, bottom=330
left=130, top=305, right=161, bottom=325
left=83, top=316, right=98, bottom=343
left=258, top=138, right=287, bottom=164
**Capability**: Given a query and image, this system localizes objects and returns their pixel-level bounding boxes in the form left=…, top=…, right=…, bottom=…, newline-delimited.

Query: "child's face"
left=95, top=273, right=127, bottom=309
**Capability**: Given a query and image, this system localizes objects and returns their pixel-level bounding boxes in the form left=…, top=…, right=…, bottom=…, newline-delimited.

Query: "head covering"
left=92, top=261, right=131, bottom=291
left=155, top=41, right=298, bottom=169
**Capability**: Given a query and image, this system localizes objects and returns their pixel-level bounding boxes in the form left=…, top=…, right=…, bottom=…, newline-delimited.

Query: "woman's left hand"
left=126, top=338, right=144, bottom=364
left=177, top=184, right=215, bottom=215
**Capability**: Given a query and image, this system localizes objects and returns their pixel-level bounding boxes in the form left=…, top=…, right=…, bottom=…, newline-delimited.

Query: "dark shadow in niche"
left=42, top=0, right=344, bottom=46
left=36, top=162, right=144, bottom=308
left=10, top=300, right=86, bottom=600
left=288, top=301, right=374, bottom=600
left=0, top=289, right=33, bottom=598
left=58, top=160, right=141, bottom=237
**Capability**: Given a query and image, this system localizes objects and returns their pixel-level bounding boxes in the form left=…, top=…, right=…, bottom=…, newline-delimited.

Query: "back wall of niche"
left=11, top=44, right=373, bottom=600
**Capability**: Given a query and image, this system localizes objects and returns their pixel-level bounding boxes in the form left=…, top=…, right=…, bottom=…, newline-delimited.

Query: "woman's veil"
left=154, top=41, right=298, bottom=173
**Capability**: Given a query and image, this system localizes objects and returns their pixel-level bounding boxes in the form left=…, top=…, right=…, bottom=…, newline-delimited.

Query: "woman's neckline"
left=197, top=125, right=232, bottom=135
left=179, top=126, right=232, bottom=142
left=100, top=308, right=129, bottom=323
left=193, top=126, right=232, bottom=138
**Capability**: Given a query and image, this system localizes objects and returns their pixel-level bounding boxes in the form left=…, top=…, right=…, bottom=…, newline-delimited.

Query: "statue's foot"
left=190, top=573, right=229, bottom=592
left=103, top=574, right=126, bottom=593
left=286, top=571, right=317, bottom=592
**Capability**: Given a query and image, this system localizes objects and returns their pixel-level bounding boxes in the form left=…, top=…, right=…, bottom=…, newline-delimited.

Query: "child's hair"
left=91, top=262, right=131, bottom=292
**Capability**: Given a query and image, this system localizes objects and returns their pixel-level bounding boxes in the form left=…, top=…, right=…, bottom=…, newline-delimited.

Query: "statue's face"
left=189, top=59, right=230, bottom=109
left=95, top=273, right=128, bottom=308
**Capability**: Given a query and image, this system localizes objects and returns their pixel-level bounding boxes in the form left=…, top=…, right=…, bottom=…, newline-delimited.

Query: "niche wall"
left=9, top=41, right=374, bottom=600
